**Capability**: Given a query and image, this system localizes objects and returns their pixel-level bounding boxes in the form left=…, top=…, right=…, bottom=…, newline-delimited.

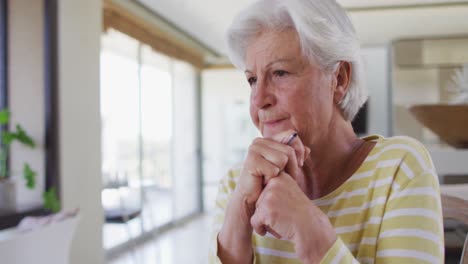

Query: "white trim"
left=327, top=197, right=386, bottom=217
left=389, top=187, right=439, bottom=201
left=377, top=249, right=439, bottom=263
left=383, top=208, right=439, bottom=222
left=379, top=228, right=443, bottom=253
left=367, top=144, right=430, bottom=171
left=335, top=217, right=381, bottom=234
left=357, top=257, right=375, bottom=264
left=330, top=243, right=347, bottom=264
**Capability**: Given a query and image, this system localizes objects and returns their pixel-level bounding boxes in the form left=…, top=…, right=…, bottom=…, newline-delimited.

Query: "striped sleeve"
left=375, top=169, right=444, bottom=263
left=209, top=168, right=244, bottom=263
left=210, top=136, right=444, bottom=264
left=374, top=138, right=444, bottom=264
left=209, top=171, right=233, bottom=263
left=320, top=237, right=359, bottom=264
left=320, top=137, right=444, bottom=264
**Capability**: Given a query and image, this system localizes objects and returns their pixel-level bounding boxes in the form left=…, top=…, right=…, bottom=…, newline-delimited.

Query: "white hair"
left=226, top=0, right=367, bottom=121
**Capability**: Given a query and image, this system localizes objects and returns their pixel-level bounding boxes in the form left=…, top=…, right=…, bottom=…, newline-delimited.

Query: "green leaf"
left=0, top=109, right=10, bottom=125
left=14, top=124, right=35, bottom=148
left=23, top=163, right=36, bottom=189
left=0, top=149, right=7, bottom=177
left=2, top=131, right=16, bottom=145
left=43, top=187, right=61, bottom=213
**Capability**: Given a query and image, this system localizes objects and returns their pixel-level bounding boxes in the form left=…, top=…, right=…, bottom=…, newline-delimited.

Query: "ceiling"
left=137, top=0, right=468, bottom=56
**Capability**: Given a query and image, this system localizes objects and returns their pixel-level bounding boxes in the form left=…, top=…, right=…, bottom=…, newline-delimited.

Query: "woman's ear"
left=333, top=61, right=352, bottom=105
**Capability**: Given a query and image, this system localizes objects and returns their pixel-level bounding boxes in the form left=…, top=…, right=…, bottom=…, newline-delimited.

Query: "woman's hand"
left=250, top=172, right=337, bottom=263
left=217, top=129, right=309, bottom=263
left=235, top=129, right=308, bottom=209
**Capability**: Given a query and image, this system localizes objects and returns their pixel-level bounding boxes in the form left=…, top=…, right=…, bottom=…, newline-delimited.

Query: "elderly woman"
left=210, top=0, right=444, bottom=263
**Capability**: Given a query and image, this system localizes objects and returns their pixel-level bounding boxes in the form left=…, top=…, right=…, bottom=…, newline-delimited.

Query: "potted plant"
left=409, top=66, right=468, bottom=148
left=0, top=109, right=60, bottom=213
left=447, top=66, right=468, bottom=105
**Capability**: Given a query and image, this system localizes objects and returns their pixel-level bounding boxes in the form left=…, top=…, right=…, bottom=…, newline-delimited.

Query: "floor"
left=103, top=188, right=174, bottom=249
left=107, top=213, right=212, bottom=264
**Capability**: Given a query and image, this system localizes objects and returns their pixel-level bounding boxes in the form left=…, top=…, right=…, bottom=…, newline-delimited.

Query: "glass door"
left=100, top=29, right=201, bottom=251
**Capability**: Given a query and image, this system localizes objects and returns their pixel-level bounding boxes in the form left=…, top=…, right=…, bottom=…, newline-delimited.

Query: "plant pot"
left=0, top=178, right=16, bottom=212
left=409, top=104, right=468, bottom=148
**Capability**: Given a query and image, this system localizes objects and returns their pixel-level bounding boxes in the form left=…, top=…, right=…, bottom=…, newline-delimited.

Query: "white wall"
left=392, top=64, right=439, bottom=142
left=361, top=46, right=390, bottom=137
left=7, top=0, right=46, bottom=211
left=348, top=5, right=468, bottom=46
left=58, top=0, right=104, bottom=263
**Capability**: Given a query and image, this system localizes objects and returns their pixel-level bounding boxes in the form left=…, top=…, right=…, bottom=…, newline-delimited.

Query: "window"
left=100, top=29, right=201, bottom=250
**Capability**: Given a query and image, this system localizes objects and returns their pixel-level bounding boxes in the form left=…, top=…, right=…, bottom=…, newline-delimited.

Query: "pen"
left=286, top=132, right=298, bottom=146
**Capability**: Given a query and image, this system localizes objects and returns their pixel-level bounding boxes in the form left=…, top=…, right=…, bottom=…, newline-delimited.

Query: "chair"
left=441, top=193, right=468, bottom=264
left=102, top=171, right=143, bottom=241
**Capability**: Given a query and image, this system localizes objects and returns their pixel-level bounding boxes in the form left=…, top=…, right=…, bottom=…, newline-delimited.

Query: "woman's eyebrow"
left=265, top=58, right=295, bottom=68
left=245, top=58, right=296, bottom=73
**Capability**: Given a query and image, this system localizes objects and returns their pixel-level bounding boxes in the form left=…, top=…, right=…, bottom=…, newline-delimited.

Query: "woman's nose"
left=252, top=79, right=276, bottom=109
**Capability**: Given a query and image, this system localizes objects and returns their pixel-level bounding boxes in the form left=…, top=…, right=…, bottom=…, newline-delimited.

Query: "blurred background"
left=0, top=0, right=467, bottom=263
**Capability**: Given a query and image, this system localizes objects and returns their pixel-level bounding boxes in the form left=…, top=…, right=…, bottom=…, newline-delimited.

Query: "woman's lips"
left=263, top=118, right=288, bottom=127
left=261, top=118, right=291, bottom=137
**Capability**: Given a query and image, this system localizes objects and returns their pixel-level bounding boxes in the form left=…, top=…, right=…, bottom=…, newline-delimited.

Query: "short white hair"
left=226, top=0, right=367, bottom=121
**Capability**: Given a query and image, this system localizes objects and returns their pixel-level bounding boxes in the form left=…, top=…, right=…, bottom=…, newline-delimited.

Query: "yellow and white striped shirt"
left=210, top=135, right=444, bottom=263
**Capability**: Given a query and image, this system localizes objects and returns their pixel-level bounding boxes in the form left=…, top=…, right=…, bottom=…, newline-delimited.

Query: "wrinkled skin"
left=218, top=29, right=363, bottom=264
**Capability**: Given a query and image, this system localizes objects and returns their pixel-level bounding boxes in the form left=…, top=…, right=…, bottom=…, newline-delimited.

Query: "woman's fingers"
left=250, top=209, right=267, bottom=236
left=250, top=206, right=281, bottom=238
left=251, top=174, right=291, bottom=239
left=304, top=146, right=311, bottom=162
left=289, top=136, right=306, bottom=167
left=271, top=130, right=306, bottom=167
left=237, top=131, right=309, bottom=206
left=249, top=141, right=289, bottom=173
left=244, top=149, right=282, bottom=181
left=251, top=172, right=318, bottom=241
left=238, top=137, right=293, bottom=205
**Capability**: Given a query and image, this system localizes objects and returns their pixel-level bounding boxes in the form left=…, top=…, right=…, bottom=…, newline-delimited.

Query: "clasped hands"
left=233, top=129, right=337, bottom=262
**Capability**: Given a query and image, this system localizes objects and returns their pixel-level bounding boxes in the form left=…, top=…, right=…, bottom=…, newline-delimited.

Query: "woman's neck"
left=299, top=119, right=373, bottom=199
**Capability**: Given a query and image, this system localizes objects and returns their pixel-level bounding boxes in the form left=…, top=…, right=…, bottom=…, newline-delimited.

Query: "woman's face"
left=245, top=29, right=336, bottom=145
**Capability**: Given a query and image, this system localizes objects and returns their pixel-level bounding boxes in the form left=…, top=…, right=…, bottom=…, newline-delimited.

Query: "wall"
left=348, top=5, right=468, bottom=46
left=6, top=0, right=104, bottom=262
left=7, top=0, right=46, bottom=211
left=58, top=0, right=104, bottom=263
left=361, top=46, right=391, bottom=137
left=391, top=38, right=468, bottom=143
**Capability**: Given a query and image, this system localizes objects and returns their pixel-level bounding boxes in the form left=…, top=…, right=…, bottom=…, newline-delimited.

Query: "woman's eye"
left=274, top=70, right=288, bottom=77
left=247, top=77, right=257, bottom=86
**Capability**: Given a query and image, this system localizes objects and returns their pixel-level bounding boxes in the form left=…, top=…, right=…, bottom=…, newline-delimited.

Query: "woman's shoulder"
left=217, top=162, right=243, bottom=193
left=365, top=134, right=427, bottom=150
left=227, top=162, right=243, bottom=180
left=375, top=135, right=432, bottom=163
left=365, top=134, right=436, bottom=180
